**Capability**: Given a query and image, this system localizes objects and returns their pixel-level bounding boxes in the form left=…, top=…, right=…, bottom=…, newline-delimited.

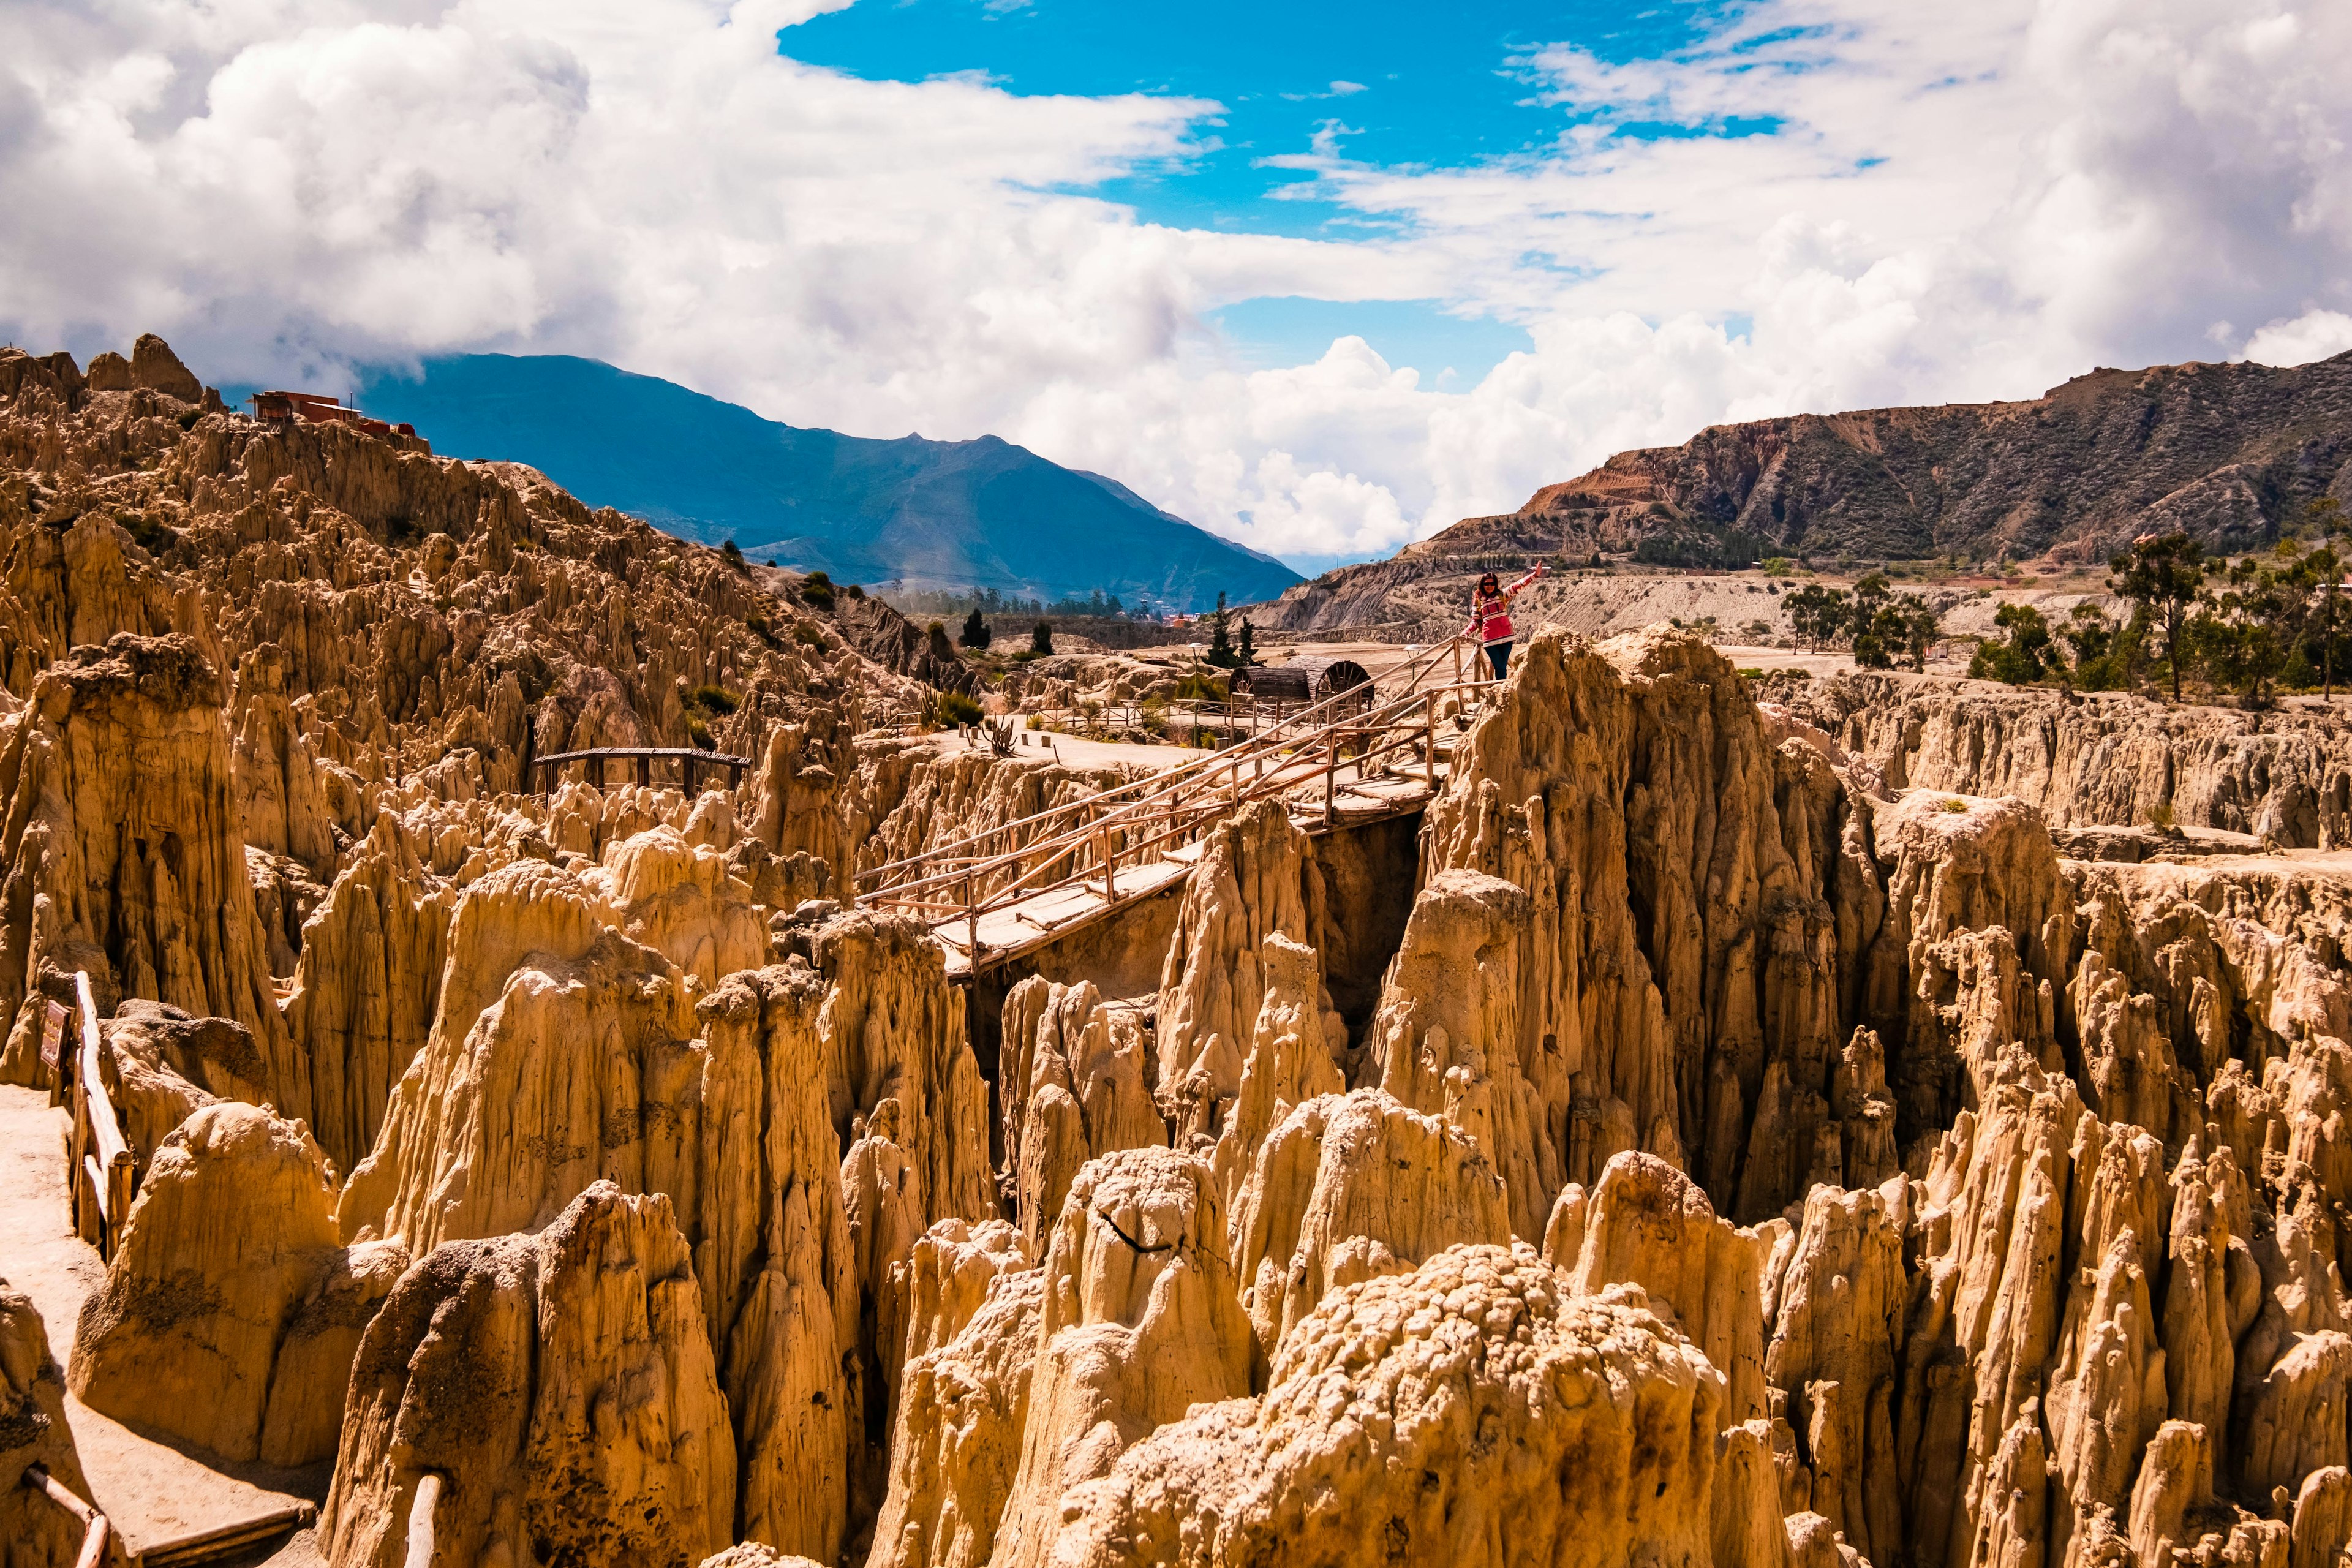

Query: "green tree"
left=959, top=607, right=993, bottom=650
left=1851, top=571, right=1893, bottom=629
left=2303, top=499, right=2345, bottom=696
left=2060, top=603, right=2133, bottom=690
left=2108, top=533, right=2205, bottom=699
left=2191, top=549, right=2302, bottom=705
left=1896, top=594, right=1940, bottom=671
left=1031, top=620, right=1054, bottom=655
left=1969, top=603, right=2060, bottom=684
left=1235, top=617, right=1259, bottom=667
left=1205, top=591, right=1242, bottom=669
left=1785, top=584, right=1851, bottom=651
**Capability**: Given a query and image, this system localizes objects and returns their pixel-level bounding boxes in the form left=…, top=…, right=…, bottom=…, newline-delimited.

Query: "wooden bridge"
left=855, top=639, right=1493, bottom=979
left=529, top=745, right=755, bottom=796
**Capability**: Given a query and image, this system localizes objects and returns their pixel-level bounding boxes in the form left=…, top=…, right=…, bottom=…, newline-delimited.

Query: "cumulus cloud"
left=1, top=0, right=2346, bottom=568
left=2244, top=309, right=2352, bottom=368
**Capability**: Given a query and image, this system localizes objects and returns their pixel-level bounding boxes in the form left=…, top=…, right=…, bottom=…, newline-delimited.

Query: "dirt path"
left=0, top=1085, right=326, bottom=1565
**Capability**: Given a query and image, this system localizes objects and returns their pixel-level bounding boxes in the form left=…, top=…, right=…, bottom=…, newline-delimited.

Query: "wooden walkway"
left=857, top=640, right=1489, bottom=979
left=1, top=1086, right=317, bottom=1565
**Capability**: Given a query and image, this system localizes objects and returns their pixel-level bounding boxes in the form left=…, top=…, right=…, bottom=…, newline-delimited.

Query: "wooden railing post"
left=1423, top=690, right=1437, bottom=774
left=963, top=872, right=982, bottom=970
left=1095, top=827, right=1117, bottom=905
left=402, top=1472, right=442, bottom=1568
left=22, top=1463, right=110, bottom=1568
left=1323, top=738, right=1338, bottom=829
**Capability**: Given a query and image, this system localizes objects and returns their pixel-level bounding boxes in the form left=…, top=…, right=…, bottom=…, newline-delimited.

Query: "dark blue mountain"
left=347, top=354, right=1300, bottom=611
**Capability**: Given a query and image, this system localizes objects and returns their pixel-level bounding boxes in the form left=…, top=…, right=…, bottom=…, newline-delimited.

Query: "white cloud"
left=2244, top=308, right=2352, bottom=367
left=1, top=0, right=2348, bottom=570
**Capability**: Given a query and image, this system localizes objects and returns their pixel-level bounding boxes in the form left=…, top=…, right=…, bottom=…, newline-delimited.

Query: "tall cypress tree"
left=1207, top=592, right=1238, bottom=669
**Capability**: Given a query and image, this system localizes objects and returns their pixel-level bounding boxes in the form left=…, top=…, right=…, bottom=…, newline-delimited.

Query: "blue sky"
left=783, top=0, right=1709, bottom=383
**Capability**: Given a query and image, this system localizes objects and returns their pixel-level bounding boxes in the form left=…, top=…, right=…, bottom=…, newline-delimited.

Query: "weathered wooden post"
left=402, top=1472, right=442, bottom=1568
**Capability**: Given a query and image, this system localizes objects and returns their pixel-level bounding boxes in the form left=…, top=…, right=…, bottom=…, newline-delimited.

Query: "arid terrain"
left=6, top=337, right=2352, bottom=1568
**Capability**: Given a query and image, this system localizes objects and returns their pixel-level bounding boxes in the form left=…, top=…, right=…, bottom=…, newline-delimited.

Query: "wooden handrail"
left=21, top=1464, right=111, bottom=1568
left=862, top=652, right=1488, bottom=949
left=68, top=972, right=135, bottom=1259
left=857, top=635, right=1472, bottom=891
left=864, top=663, right=1479, bottom=908
left=75, top=974, right=124, bottom=1170
left=529, top=746, right=755, bottom=769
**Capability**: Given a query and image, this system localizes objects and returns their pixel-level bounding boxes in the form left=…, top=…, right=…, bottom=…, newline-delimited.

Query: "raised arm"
left=1504, top=564, right=1545, bottom=597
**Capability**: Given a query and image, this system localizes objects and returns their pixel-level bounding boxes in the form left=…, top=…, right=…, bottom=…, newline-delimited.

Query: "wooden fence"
left=56, top=971, right=135, bottom=1261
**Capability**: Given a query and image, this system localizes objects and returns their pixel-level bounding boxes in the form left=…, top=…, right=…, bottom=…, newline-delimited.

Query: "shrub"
left=792, top=622, right=827, bottom=649
left=961, top=608, right=993, bottom=650
left=1031, top=620, right=1054, bottom=655
left=685, top=714, right=712, bottom=746
left=844, top=583, right=865, bottom=600
left=1942, top=797, right=1970, bottom=813
left=801, top=578, right=834, bottom=609
left=933, top=690, right=984, bottom=726
left=720, top=538, right=747, bottom=571
left=688, top=684, right=741, bottom=715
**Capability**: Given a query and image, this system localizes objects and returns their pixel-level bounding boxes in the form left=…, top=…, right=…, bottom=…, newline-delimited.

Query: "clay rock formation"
left=1207, top=930, right=1344, bottom=1216
left=1380, top=628, right=1874, bottom=1232
left=1864, top=787, right=2068, bottom=1140
left=869, top=1265, right=1044, bottom=1568
left=338, top=859, right=693, bottom=1251
left=1156, top=799, right=1343, bottom=1144
left=69, top=1101, right=404, bottom=1466
left=991, top=1147, right=1254, bottom=1568
left=1050, top=1243, right=1740, bottom=1568
left=98, top=998, right=270, bottom=1164
left=697, top=1549, right=828, bottom=1568
left=811, top=909, right=993, bottom=1231
left=1556, top=1151, right=1768, bottom=1424
left=585, top=823, right=766, bottom=989
left=321, top=1182, right=734, bottom=1568
left=1001, top=976, right=1169, bottom=1253
left=1757, top=1180, right=1910, bottom=1564
left=0, top=634, right=301, bottom=1109
left=1229, top=1088, right=1509, bottom=1378
left=232, top=642, right=336, bottom=873
left=1, top=1283, right=93, bottom=1568
left=691, top=961, right=859, bottom=1561
left=1782, top=669, right=2352, bottom=849
left=282, top=817, right=456, bottom=1172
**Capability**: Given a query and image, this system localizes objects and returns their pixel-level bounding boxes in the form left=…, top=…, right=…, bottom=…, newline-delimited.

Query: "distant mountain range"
left=1415, top=349, right=2352, bottom=567
left=343, top=354, right=1300, bottom=612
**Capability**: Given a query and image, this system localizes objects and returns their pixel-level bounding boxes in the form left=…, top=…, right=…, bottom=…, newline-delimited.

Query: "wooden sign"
left=39, top=999, right=67, bottom=1069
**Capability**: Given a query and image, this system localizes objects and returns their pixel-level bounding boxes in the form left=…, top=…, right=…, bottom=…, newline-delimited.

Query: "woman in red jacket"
left=1466, top=565, right=1545, bottom=680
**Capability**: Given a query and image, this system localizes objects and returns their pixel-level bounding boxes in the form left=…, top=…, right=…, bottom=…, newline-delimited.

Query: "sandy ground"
left=0, top=1085, right=326, bottom=1565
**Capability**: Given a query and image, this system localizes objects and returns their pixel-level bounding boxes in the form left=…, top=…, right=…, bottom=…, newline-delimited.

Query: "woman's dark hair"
left=1478, top=573, right=1501, bottom=593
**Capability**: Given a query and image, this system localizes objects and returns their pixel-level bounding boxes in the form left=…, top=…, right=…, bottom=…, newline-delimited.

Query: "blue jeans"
left=1485, top=640, right=1511, bottom=680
